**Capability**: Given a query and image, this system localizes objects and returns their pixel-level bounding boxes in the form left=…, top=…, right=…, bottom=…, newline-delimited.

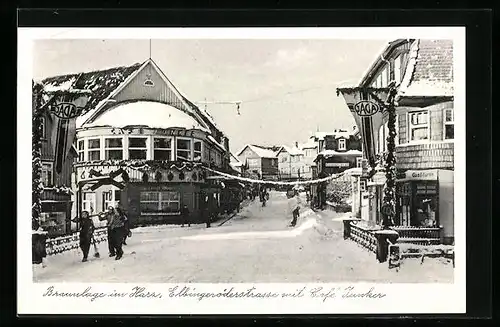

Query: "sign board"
left=325, top=162, right=350, bottom=167
left=403, top=170, right=438, bottom=181
left=48, top=93, right=90, bottom=174
left=337, top=89, right=390, bottom=169
left=359, top=179, right=367, bottom=192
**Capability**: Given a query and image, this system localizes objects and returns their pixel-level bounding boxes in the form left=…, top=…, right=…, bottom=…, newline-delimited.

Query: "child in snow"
left=72, top=210, right=95, bottom=262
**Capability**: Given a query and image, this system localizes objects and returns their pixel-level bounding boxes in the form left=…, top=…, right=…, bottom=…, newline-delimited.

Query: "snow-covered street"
left=33, top=192, right=454, bottom=283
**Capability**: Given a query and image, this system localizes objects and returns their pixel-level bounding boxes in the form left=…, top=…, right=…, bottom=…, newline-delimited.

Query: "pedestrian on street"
left=99, top=206, right=127, bottom=260
left=288, top=193, right=301, bottom=227
left=116, top=205, right=130, bottom=245
left=72, top=210, right=95, bottom=262
left=181, top=204, right=191, bottom=227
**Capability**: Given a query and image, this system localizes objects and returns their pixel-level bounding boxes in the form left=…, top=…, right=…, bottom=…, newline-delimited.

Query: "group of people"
left=72, top=203, right=131, bottom=262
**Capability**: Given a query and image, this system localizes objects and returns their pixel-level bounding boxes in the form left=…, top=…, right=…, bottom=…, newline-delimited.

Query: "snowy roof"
left=237, top=144, right=278, bottom=158
left=207, top=134, right=227, bottom=151
left=399, top=39, right=454, bottom=98
left=317, top=149, right=363, bottom=157
left=40, top=63, right=142, bottom=126
left=84, top=101, right=209, bottom=131
left=300, top=139, right=318, bottom=149
left=278, top=145, right=304, bottom=156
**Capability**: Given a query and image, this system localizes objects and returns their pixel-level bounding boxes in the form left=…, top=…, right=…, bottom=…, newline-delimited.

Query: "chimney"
left=295, top=141, right=298, bottom=148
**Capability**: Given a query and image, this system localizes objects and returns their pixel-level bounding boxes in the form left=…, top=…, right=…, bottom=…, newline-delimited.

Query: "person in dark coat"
left=181, top=204, right=190, bottom=227
left=116, top=206, right=130, bottom=245
left=72, top=210, right=95, bottom=262
left=99, top=206, right=127, bottom=260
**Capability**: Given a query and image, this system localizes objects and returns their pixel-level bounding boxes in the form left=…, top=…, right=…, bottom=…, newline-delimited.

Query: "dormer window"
left=338, top=138, right=346, bottom=151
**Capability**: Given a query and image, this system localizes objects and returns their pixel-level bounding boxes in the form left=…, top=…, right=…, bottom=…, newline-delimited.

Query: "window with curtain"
left=153, top=137, right=172, bottom=161
left=88, top=138, right=101, bottom=161
left=129, top=137, right=147, bottom=160
left=193, top=140, right=202, bottom=161
left=105, top=137, right=123, bottom=160
left=77, top=139, right=85, bottom=162
left=408, top=110, right=429, bottom=141
left=176, top=138, right=192, bottom=161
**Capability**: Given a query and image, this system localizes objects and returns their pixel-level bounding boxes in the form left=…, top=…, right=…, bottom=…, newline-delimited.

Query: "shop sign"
left=405, top=170, right=438, bottom=181
left=49, top=102, right=84, bottom=119
left=354, top=100, right=381, bottom=117
left=325, top=162, right=350, bottom=167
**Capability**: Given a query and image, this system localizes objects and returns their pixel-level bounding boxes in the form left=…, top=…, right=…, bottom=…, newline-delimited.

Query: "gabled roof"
left=277, top=145, right=304, bottom=156
left=236, top=144, right=278, bottom=158
left=40, top=63, right=142, bottom=126
left=398, top=39, right=454, bottom=97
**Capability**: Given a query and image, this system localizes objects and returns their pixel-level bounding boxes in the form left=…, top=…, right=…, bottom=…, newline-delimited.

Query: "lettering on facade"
left=405, top=170, right=438, bottom=181
left=49, top=102, right=84, bottom=119
left=353, top=100, right=380, bottom=117
left=110, top=127, right=207, bottom=140
left=325, top=162, right=350, bottom=167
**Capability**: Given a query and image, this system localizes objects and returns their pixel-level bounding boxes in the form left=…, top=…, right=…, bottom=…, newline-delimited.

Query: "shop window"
left=82, top=192, right=96, bottom=214
left=140, top=191, right=180, bottom=215
left=41, top=162, right=53, bottom=186
left=338, top=138, right=346, bottom=151
left=105, top=137, right=123, bottom=160
left=408, top=110, right=429, bottom=141
left=88, top=138, right=101, bottom=161
left=102, top=189, right=121, bottom=211
left=129, top=137, right=147, bottom=160
left=153, top=137, right=172, bottom=161
left=194, top=140, right=202, bottom=161
left=444, top=108, right=454, bottom=140
left=77, top=140, right=85, bottom=161
left=176, top=138, right=192, bottom=161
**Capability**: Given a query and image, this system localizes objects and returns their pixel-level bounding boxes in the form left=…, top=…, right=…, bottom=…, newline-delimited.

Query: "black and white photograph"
left=18, top=27, right=466, bottom=315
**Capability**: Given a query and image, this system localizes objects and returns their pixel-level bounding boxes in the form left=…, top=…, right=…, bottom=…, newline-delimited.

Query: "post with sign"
left=337, top=83, right=398, bottom=231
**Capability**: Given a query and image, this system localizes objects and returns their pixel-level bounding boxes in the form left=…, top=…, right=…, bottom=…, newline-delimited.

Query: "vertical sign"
left=48, top=92, right=90, bottom=174
left=337, top=88, right=390, bottom=171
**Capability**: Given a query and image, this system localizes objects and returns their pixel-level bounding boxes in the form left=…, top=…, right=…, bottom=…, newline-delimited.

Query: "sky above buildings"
left=33, top=38, right=390, bottom=154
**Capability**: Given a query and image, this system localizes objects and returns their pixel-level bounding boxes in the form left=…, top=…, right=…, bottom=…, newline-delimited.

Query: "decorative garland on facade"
left=74, top=159, right=204, bottom=172
left=32, top=82, right=44, bottom=228
left=381, top=85, right=399, bottom=229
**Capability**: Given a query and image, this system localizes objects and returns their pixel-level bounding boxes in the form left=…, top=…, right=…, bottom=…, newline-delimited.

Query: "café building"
left=43, top=58, right=234, bottom=226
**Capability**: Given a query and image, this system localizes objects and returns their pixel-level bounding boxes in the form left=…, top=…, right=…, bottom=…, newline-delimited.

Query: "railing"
left=349, top=223, right=377, bottom=253
left=45, top=227, right=108, bottom=256
left=392, top=225, right=443, bottom=245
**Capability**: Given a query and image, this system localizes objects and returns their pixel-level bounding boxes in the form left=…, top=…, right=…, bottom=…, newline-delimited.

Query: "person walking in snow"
left=288, top=192, right=302, bottom=227
left=116, top=205, right=130, bottom=245
left=99, top=206, right=127, bottom=260
left=72, top=210, right=95, bottom=262
left=181, top=204, right=191, bottom=227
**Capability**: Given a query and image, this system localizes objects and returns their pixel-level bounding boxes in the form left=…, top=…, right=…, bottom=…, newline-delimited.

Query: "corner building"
left=42, top=59, right=234, bottom=226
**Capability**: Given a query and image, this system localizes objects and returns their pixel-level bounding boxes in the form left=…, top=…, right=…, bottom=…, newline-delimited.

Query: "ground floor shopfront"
left=367, top=168, right=454, bottom=245
left=73, top=162, right=243, bottom=227
left=40, top=189, right=73, bottom=237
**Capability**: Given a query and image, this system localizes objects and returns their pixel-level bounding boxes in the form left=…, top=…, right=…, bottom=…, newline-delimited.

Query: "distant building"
left=314, top=129, right=363, bottom=175
left=276, top=142, right=305, bottom=180
left=299, top=138, right=318, bottom=179
left=236, top=144, right=280, bottom=181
